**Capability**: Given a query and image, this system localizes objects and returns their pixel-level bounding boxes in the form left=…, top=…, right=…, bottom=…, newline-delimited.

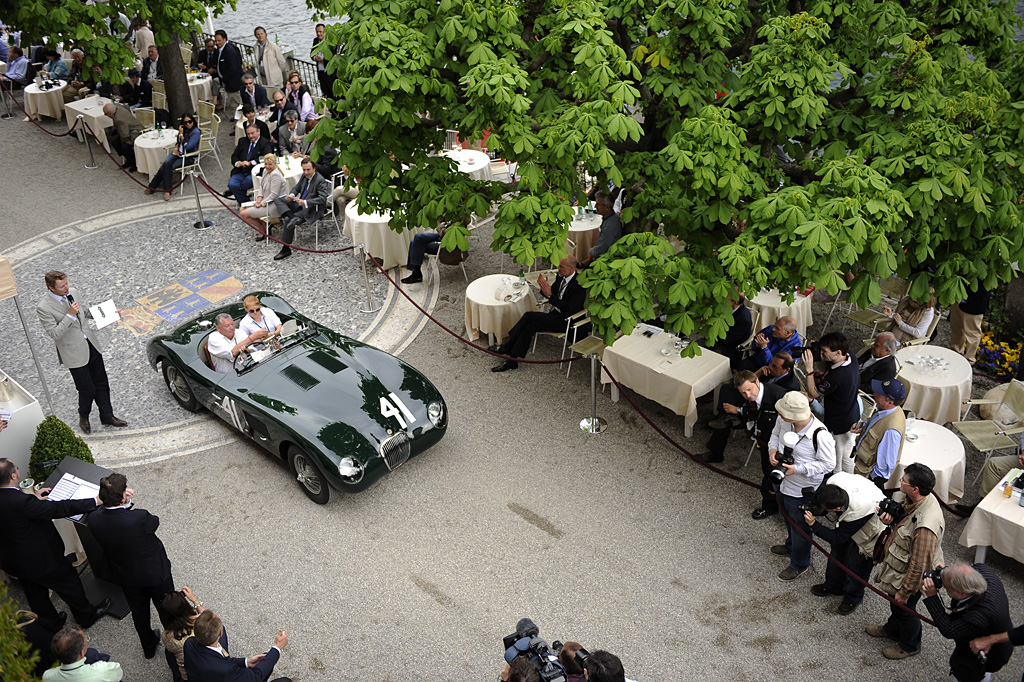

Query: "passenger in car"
left=239, top=295, right=283, bottom=340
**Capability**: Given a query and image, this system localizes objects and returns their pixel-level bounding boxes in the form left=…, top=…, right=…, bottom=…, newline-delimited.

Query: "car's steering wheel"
left=233, top=350, right=254, bottom=372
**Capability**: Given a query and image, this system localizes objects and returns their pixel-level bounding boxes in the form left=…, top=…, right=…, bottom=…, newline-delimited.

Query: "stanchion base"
left=579, top=417, right=607, bottom=434
left=194, top=220, right=213, bottom=230
left=84, top=163, right=98, bottom=170
left=361, top=305, right=383, bottom=314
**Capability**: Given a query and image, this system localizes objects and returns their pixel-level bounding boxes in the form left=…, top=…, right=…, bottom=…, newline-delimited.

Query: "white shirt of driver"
left=208, top=328, right=247, bottom=373
left=239, top=307, right=282, bottom=339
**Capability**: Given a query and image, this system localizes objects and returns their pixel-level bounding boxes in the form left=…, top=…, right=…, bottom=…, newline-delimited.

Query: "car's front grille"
left=380, top=432, right=411, bottom=470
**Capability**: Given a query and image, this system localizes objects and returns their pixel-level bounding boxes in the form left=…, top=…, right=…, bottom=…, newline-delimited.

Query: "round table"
left=250, top=156, right=303, bottom=191
left=343, top=202, right=421, bottom=270
left=443, top=149, right=493, bottom=181
left=567, top=213, right=602, bottom=262
left=24, top=80, right=66, bottom=120
left=134, top=130, right=178, bottom=180
left=464, top=273, right=539, bottom=345
left=235, top=108, right=271, bottom=136
left=885, top=419, right=966, bottom=503
left=187, top=72, right=212, bottom=112
left=896, top=345, right=973, bottom=425
left=64, top=95, right=112, bottom=151
left=749, top=289, right=814, bottom=338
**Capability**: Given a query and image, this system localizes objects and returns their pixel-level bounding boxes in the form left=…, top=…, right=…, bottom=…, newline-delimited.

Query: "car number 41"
left=380, top=393, right=417, bottom=429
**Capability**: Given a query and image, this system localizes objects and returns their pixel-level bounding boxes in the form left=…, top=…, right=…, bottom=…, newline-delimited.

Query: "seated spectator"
left=851, top=378, right=906, bottom=488
left=285, top=71, right=315, bottom=121
left=240, top=72, right=269, bottom=109
left=240, top=154, right=287, bottom=240
left=488, top=257, right=586, bottom=372
left=802, top=331, right=859, bottom=474
left=741, top=316, right=801, bottom=372
left=270, top=157, right=332, bottom=261
left=711, top=294, right=752, bottom=369
left=41, top=50, right=70, bottom=79
left=0, top=46, right=29, bottom=87
left=195, top=38, right=222, bottom=108
left=62, top=49, right=91, bottom=102
left=208, top=313, right=268, bottom=372
left=118, top=68, right=150, bottom=107
left=0, top=38, right=7, bottom=63
left=226, top=123, right=273, bottom=207
left=857, top=331, right=899, bottom=393
left=239, top=295, right=283, bottom=338
left=277, top=110, right=307, bottom=157
left=102, top=102, right=142, bottom=172
left=141, top=44, right=162, bottom=84
left=331, top=166, right=360, bottom=213
left=144, top=114, right=201, bottom=201
left=400, top=224, right=448, bottom=284
left=158, top=586, right=205, bottom=681
left=957, top=433, right=1024, bottom=515
left=578, top=192, right=622, bottom=267
left=43, top=626, right=123, bottom=681
left=754, top=351, right=800, bottom=393
left=883, top=290, right=936, bottom=344
left=268, top=90, right=297, bottom=142
left=558, top=642, right=586, bottom=682
left=239, top=102, right=270, bottom=140
left=182, top=610, right=290, bottom=682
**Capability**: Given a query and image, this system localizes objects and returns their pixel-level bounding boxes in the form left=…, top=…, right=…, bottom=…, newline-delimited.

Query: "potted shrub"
left=28, top=415, right=94, bottom=482
left=0, top=582, right=40, bottom=679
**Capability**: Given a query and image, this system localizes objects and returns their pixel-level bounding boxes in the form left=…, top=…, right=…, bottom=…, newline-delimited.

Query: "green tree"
left=309, top=0, right=1024, bottom=345
left=1, top=0, right=234, bottom=120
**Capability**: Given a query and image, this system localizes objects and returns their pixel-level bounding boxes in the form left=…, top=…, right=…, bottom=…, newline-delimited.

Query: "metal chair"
left=134, top=107, right=155, bottom=131
left=152, top=91, right=167, bottom=111
left=952, top=379, right=1024, bottom=484
left=531, top=309, right=590, bottom=370
left=844, top=307, right=890, bottom=336
left=179, top=46, right=192, bottom=66
left=173, top=151, right=202, bottom=195
left=425, top=244, right=469, bottom=283
left=445, top=129, right=459, bottom=149
left=197, top=134, right=220, bottom=172
left=197, top=100, right=215, bottom=131
left=567, top=330, right=617, bottom=381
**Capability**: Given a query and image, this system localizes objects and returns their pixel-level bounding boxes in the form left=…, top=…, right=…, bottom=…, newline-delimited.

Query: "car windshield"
left=234, top=320, right=319, bottom=374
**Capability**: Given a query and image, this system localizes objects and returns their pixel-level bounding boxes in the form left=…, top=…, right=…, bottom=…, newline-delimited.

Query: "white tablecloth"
left=749, top=289, right=814, bottom=338
left=960, top=468, right=1024, bottom=564
left=884, top=419, right=965, bottom=503
left=601, top=330, right=731, bottom=437
left=235, top=107, right=271, bottom=136
left=64, top=96, right=112, bottom=151
left=251, top=157, right=303, bottom=191
left=896, top=345, right=973, bottom=424
left=465, top=274, right=538, bottom=345
left=344, top=202, right=421, bottom=271
left=187, top=73, right=212, bottom=112
left=443, top=149, right=493, bottom=181
left=567, top=213, right=601, bottom=262
left=134, top=130, right=177, bottom=180
left=24, top=81, right=66, bottom=120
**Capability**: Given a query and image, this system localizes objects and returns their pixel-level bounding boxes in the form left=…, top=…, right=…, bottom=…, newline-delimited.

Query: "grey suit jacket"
left=36, top=287, right=102, bottom=369
left=274, top=171, right=332, bottom=223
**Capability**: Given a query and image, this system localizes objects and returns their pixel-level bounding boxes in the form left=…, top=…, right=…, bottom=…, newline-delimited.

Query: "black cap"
left=127, top=68, right=140, bottom=77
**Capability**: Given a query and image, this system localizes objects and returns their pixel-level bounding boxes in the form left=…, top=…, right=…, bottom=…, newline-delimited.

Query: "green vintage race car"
left=145, top=293, right=447, bottom=503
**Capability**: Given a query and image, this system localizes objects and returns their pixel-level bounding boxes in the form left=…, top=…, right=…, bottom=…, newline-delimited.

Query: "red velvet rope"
left=1, top=79, right=83, bottom=137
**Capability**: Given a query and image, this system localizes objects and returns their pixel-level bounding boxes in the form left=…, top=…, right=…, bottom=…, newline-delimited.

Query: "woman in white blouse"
left=239, top=295, right=283, bottom=339
left=882, top=289, right=937, bottom=343
left=240, top=154, right=287, bottom=241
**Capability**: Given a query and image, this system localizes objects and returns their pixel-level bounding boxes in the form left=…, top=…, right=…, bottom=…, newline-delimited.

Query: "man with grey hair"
left=207, top=313, right=269, bottom=373
left=102, top=102, right=143, bottom=172
left=277, top=110, right=307, bottom=157
left=857, top=331, right=900, bottom=393
left=740, top=315, right=801, bottom=372
left=922, top=562, right=1013, bottom=682
left=63, top=49, right=90, bottom=102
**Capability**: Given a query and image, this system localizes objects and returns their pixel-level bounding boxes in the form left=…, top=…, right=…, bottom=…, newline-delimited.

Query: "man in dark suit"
left=712, top=296, right=753, bottom=369
left=87, top=473, right=173, bottom=658
left=118, top=69, right=151, bottom=108
left=268, top=90, right=298, bottom=144
left=240, top=73, right=269, bottom=109
left=271, top=157, right=333, bottom=261
left=488, top=257, right=587, bottom=372
left=0, top=458, right=111, bottom=631
left=759, top=351, right=801, bottom=393
left=226, top=123, right=273, bottom=207
left=214, top=30, right=244, bottom=118
left=857, top=332, right=899, bottom=394
left=239, top=104, right=271, bottom=141
left=140, top=44, right=162, bottom=84
left=312, top=23, right=337, bottom=98
left=702, top=369, right=786, bottom=480
left=183, top=610, right=291, bottom=682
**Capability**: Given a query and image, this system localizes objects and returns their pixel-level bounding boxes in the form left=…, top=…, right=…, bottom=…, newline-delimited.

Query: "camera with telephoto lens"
left=877, top=497, right=905, bottom=522
left=769, top=431, right=800, bottom=486
left=502, top=618, right=588, bottom=682
left=922, top=566, right=944, bottom=590
left=792, top=342, right=820, bottom=358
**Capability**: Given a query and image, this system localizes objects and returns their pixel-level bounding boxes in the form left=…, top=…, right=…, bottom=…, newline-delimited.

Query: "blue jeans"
left=228, top=171, right=253, bottom=206
left=149, top=153, right=185, bottom=191
left=777, top=491, right=813, bottom=571
left=407, top=232, right=440, bottom=269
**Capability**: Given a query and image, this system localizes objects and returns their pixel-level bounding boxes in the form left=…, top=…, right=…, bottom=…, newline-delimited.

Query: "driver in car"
left=209, top=313, right=269, bottom=373
left=239, top=295, right=283, bottom=342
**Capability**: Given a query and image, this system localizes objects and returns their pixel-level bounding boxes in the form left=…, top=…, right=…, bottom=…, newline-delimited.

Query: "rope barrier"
left=0, top=79, right=84, bottom=137
left=81, top=120, right=188, bottom=191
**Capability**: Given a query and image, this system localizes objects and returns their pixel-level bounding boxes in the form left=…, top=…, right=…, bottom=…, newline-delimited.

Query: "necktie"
left=558, top=278, right=568, bottom=300
left=300, top=180, right=310, bottom=200
left=247, top=142, right=255, bottom=160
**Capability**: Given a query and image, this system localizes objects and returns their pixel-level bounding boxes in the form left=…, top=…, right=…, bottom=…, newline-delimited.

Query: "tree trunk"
left=158, top=34, right=192, bottom=121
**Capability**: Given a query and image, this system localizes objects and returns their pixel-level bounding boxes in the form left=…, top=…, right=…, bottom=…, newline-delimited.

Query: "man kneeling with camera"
left=803, top=472, right=886, bottom=614
left=767, top=391, right=836, bottom=582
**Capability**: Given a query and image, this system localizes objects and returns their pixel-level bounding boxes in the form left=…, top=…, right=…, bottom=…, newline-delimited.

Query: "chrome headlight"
left=337, top=456, right=364, bottom=482
left=427, top=401, right=445, bottom=427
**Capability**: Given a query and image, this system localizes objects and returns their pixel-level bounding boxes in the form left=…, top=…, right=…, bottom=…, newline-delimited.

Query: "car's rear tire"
left=288, top=445, right=332, bottom=504
left=162, top=361, right=199, bottom=412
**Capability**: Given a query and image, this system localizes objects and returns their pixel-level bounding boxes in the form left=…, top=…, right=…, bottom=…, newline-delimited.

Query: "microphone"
left=66, top=293, right=75, bottom=305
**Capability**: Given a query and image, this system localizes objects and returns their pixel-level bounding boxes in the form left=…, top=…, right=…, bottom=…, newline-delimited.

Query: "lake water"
left=204, top=0, right=344, bottom=61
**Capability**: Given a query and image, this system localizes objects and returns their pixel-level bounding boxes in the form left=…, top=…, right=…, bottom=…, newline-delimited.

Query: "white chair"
left=134, top=107, right=155, bottom=131
left=953, top=380, right=1024, bottom=484
left=531, top=310, right=590, bottom=373
left=152, top=91, right=167, bottom=111
left=150, top=79, right=165, bottom=95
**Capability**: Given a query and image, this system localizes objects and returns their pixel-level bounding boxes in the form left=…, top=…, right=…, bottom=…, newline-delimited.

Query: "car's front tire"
left=288, top=445, right=332, bottom=504
left=162, top=361, right=199, bottom=412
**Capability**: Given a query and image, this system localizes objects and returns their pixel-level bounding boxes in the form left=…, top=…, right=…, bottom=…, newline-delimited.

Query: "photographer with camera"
left=767, top=392, right=836, bottom=582
left=921, top=562, right=1013, bottom=682
left=803, top=473, right=886, bottom=614
left=868, top=462, right=945, bottom=661
left=802, top=332, right=860, bottom=474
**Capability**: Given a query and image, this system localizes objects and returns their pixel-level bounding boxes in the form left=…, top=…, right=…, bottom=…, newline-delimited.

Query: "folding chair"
left=197, top=134, right=219, bottom=172
left=134, top=107, right=155, bottom=131
left=173, top=150, right=201, bottom=195
left=566, top=330, right=613, bottom=380
left=197, top=100, right=215, bottom=131
left=531, top=310, right=590, bottom=372
left=150, top=79, right=165, bottom=95
left=952, top=380, right=1024, bottom=484
left=425, top=245, right=469, bottom=283
left=152, top=91, right=167, bottom=111
left=179, top=46, right=192, bottom=66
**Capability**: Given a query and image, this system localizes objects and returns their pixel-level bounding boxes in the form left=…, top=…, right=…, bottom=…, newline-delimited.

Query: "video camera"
left=502, top=618, right=589, bottom=682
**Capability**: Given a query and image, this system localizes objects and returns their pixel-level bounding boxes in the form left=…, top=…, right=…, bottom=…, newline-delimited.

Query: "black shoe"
left=255, top=234, right=266, bottom=242
left=127, top=165, right=137, bottom=173
left=101, top=416, right=128, bottom=427
left=80, top=597, right=112, bottom=629
left=770, top=544, right=791, bottom=556
left=708, top=416, right=741, bottom=430
left=699, top=452, right=724, bottom=463
left=953, top=503, right=977, bottom=516
left=222, top=189, right=234, bottom=199
left=491, top=360, right=519, bottom=372
left=837, top=599, right=859, bottom=615
left=487, top=345, right=508, bottom=354
left=143, top=628, right=161, bottom=659
left=811, top=583, right=841, bottom=597
left=401, top=270, right=423, bottom=284
left=79, top=417, right=91, bottom=434
left=274, top=247, right=292, bottom=261
left=52, top=611, right=68, bottom=630
left=752, top=507, right=777, bottom=520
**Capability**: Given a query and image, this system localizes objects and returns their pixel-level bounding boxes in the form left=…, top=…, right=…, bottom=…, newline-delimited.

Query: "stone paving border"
left=3, top=197, right=440, bottom=465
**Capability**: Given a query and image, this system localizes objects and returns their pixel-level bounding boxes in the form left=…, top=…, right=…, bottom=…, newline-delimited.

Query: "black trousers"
left=883, top=591, right=923, bottom=652
left=502, top=311, right=567, bottom=358
left=274, top=197, right=317, bottom=246
left=68, top=341, right=113, bottom=420
left=821, top=540, right=874, bottom=605
left=19, top=560, right=96, bottom=629
left=109, top=134, right=137, bottom=169
left=123, top=574, right=175, bottom=652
